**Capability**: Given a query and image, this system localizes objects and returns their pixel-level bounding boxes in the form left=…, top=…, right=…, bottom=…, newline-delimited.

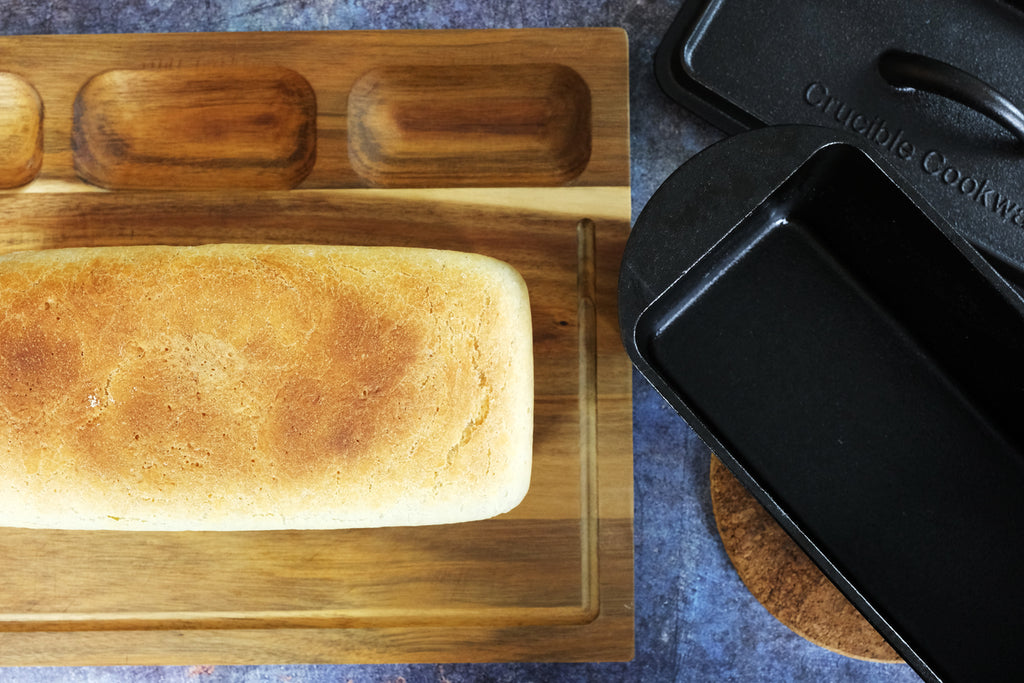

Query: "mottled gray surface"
left=0, top=1, right=924, bottom=681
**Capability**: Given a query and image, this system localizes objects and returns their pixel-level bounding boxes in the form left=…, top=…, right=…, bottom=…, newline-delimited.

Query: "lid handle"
left=878, top=49, right=1024, bottom=144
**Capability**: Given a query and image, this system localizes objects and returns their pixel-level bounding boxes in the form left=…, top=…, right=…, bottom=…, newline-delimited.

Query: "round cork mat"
left=709, top=455, right=902, bottom=662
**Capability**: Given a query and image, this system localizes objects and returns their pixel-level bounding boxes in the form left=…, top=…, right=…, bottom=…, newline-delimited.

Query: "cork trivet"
left=709, top=455, right=902, bottom=662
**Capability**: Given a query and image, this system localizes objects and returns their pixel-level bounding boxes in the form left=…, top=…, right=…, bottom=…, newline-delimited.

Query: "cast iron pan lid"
left=654, top=0, right=1024, bottom=292
left=621, top=124, right=1024, bottom=683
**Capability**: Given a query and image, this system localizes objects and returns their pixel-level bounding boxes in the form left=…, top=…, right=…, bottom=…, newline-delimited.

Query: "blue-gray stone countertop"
left=0, top=1, right=924, bottom=681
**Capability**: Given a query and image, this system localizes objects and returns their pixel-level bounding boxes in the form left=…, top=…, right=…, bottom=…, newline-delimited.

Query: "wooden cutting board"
left=0, top=29, right=632, bottom=665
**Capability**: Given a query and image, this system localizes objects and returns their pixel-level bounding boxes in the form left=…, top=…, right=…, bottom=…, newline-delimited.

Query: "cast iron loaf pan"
left=619, top=124, right=1024, bottom=683
left=654, top=0, right=1024, bottom=295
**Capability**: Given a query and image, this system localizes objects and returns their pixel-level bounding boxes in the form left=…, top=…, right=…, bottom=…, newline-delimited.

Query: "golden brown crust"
left=0, top=244, right=533, bottom=530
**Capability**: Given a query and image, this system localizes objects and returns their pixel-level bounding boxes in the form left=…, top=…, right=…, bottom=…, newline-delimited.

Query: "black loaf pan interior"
left=621, top=126, right=1024, bottom=683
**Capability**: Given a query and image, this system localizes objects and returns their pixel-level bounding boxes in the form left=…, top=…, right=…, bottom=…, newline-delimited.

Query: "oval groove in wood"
left=72, top=66, right=317, bottom=190
left=709, top=455, right=903, bottom=663
left=347, top=63, right=591, bottom=188
left=0, top=72, right=43, bottom=189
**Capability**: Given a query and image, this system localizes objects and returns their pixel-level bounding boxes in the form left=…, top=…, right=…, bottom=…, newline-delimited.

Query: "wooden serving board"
left=0, top=30, right=632, bottom=665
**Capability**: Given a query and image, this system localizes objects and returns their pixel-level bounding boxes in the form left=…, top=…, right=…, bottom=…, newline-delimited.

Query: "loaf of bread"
left=0, top=243, right=533, bottom=531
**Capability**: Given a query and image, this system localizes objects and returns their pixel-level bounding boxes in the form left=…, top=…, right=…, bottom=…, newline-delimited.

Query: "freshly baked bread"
left=0, top=244, right=533, bottom=531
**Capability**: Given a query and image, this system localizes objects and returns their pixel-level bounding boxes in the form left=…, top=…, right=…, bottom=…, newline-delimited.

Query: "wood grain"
left=710, top=456, right=901, bottom=663
left=72, top=66, right=317, bottom=190
left=348, top=63, right=591, bottom=187
left=0, top=72, right=42, bottom=189
left=0, top=29, right=628, bottom=192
